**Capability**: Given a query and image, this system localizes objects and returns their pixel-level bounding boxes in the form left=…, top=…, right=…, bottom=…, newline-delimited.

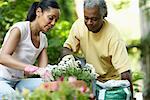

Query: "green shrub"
left=47, top=21, right=72, bottom=64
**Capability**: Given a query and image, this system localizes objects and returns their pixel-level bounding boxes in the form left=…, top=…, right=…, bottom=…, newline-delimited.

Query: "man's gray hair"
left=84, top=0, right=107, bottom=18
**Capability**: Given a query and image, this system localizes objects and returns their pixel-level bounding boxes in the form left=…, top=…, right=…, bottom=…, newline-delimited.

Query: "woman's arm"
left=37, top=48, right=48, bottom=67
left=0, top=28, right=28, bottom=70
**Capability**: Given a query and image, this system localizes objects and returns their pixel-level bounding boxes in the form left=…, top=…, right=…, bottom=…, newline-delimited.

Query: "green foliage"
left=111, top=0, right=131, bottom=10
left=139, top=0, right=149, bottom=7
left=141, top=32, right=150, bottom=57
left=127, top=39, right=141, bottom=55
left=7, top=81, right=91, bottom=100
left=140, top=0, right=150, bottom=97
left=132, top=71, right=144, bottom=82
left=24, top=89, right=51, bottom=100
left=132, top=71, right=144, bottom=92
left=141, top=32, right=150, bottom=47
left=0, top=0, right=36, bottom=43
left=47, top=21, right=72, bottom=64
left=52, top=66, right=95, bottom=87
left=56, top=0, right=76, bottom=22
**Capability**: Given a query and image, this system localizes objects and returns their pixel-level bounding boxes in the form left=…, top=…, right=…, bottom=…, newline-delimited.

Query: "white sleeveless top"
left=0, top=21, right=48, bottom=80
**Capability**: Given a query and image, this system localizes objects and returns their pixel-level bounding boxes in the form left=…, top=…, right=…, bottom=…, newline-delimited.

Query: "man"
left=62, top=0, right=133, bottom=98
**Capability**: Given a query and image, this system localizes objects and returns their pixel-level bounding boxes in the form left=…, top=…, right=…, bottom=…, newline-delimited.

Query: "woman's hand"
left=33, top=67, right=54, bottom=82
left=24, top=65, right=39, bottom=77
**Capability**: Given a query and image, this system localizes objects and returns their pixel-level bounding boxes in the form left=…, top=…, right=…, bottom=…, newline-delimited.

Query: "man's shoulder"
left=103, top=19, right=122, bottom=40
left=73, top=18, right=84, bottom=25
left=104, top=19, right=117, bottom=29
left=72, top=18, right=87, bottom=30
left=104, top=19, right=120, bottom=33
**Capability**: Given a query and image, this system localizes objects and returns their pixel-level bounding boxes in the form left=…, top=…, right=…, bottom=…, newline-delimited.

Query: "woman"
left=0, top=0, right=60, bottom=98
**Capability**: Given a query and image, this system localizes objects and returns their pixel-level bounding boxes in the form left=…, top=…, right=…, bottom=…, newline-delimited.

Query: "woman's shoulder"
left=40, top=32, right=47, bottom=40
left=12, top=21, right=29, bottom=28
left=9, top=21, right=29, bottom=33
left=9, top=21, right=30, bottom=40
left=39, top=32, right=48, bottom=48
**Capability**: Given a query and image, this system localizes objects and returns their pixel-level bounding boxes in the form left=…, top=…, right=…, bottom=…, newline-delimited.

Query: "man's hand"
left=60, top=47, right=73, bottom=59
left=121, top=70, right=134, bottom=99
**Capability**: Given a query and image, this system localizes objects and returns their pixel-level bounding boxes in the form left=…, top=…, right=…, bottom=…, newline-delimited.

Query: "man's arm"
left=121, top=70, right=134, bottom=99
left=61, top=47, right=73, bottom=58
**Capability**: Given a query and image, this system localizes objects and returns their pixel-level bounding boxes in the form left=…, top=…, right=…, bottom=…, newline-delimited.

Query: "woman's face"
left=37, top=7, right=60, bottom=33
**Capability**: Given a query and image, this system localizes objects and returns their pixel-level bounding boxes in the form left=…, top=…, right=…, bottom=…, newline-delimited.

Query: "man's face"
left=84, top=6, right=103, bottom=33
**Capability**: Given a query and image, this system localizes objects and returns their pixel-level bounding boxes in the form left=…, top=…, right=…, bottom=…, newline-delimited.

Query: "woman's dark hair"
left=26, top=0, right=60, bottom=22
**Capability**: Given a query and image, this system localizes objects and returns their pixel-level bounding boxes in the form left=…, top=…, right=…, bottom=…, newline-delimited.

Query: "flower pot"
left=15, top=78, right=44, bottom=92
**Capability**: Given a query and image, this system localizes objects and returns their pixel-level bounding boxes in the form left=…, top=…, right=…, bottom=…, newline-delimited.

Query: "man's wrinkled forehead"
left=84, top=6, right=101, bottom=17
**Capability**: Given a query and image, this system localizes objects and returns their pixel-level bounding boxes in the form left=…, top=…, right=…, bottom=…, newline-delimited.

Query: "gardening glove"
left=24, top=65, right=40, bottom=77
left=24, top=65, right=39, bottom=74
left=33, top=67, right=54, bottom=82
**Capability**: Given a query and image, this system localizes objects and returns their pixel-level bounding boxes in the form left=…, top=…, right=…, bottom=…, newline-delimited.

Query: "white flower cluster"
left=45, top=55, right=97, bottom=82
left=58, top=55, right=79, bottom=68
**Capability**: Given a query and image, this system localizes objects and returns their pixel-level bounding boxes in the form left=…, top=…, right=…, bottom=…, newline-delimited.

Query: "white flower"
left=39, top=55, right=98, bottom=82
left=58, top=55, right=79, bottom=68
left=84, top=63, right=98, bottom=78
left=46, top=64, right=58, bottom=72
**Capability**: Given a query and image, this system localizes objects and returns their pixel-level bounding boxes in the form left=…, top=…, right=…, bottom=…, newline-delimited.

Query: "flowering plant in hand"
left=47, top=55, right=97, bottom=87
left=4, top=55, right=96, bottom=99
left=27, top=55, right=97, bottom=86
